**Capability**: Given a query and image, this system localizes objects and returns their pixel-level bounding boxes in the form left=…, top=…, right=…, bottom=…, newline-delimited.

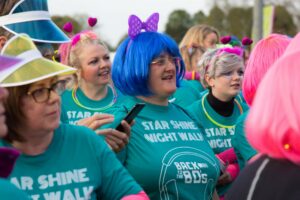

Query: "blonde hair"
left=58, top=31, right=108, bottom=87
left=179, top=24, right=220, bottom=72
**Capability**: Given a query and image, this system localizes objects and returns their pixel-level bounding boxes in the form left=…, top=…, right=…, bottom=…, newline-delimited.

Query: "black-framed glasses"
left=151, top=56, right=182, bottom=68
left=27, top=80, right=67, bottom=103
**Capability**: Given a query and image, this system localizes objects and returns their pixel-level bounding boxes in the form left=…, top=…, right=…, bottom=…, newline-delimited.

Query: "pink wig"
left=58, top=42, right=72, bottom=65
left=246, top=50, right=300, bottom=165
left=242, top=34, right=290, bottom=106
left=282, top=33, right=299, bottom=56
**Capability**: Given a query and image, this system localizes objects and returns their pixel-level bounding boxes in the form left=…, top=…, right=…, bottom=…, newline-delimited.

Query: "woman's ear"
left=205, top=74, right=215, bottom=87
left=0, top=36, right=7, bottom=49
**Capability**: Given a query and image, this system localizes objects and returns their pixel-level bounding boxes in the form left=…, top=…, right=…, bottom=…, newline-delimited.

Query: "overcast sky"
left=48, top=0, right=213, bottom=47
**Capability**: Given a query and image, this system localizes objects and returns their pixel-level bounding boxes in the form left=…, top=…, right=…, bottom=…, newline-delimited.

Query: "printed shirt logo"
left=159, top=147, right=219, bottom=200
left=10, top=168, right=95, bottom=200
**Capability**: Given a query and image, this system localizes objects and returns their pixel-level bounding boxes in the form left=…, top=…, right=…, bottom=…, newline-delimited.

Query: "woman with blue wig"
left=111, top=12, right=220, bottom=200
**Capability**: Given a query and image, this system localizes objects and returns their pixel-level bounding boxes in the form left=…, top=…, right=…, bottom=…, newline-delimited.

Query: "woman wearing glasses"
left=111, top=13, right=220, bottom=200
left=186, top=47, right=248, bottom=199
left=0, top=35, right=149, bottom=200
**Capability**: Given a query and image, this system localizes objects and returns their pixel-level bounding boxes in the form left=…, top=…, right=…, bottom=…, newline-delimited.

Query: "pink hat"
left=0, top=55, right=22, bottom=83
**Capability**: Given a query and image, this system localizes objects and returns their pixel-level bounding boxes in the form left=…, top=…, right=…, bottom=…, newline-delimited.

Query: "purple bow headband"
left=128, top=12, right=159, bottom=39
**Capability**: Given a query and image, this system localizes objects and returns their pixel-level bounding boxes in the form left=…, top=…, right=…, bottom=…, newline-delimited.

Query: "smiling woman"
left=186, top=46, right=249, bottom=198
left=110, top=12, right=220, bottom=200
left=59, top=29, right=132, bottom=152
left=0, top=34, right=149, bottom=200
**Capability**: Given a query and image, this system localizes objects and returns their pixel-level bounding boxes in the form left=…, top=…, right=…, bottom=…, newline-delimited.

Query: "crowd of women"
left=0, top=0, right=300, bottom=200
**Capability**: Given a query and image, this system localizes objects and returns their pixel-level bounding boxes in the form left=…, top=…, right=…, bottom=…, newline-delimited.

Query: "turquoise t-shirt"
left=169, top=79, right=202, bottom=107
left=232, top=110, right=257, bottom=169
left=110, top=97, right=220, bottom=200
left=236, top=91, right=247, bottom=104
left=186, top=93, right=248, bottom=196
left=0, top=124, right=142, bottom=200
left=188, top=80, right=205, bottom=94
left=0, top=178, right=30, bottom=199
left=186, top=94, right=248, bottom=154
left=60, top=86, right=124, bottom=125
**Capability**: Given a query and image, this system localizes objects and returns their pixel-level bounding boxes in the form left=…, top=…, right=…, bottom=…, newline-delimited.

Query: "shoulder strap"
left=246, top=157, right=270, bottom=200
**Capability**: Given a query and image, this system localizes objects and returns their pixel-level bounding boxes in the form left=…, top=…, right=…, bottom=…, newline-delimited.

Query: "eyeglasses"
left=27, top=80, right=67, bottom=103
left=151, top=56, right=182, bottom=68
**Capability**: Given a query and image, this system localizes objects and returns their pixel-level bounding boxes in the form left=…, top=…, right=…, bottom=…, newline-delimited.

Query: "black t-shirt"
left=225, top=155, right=300, bottom=200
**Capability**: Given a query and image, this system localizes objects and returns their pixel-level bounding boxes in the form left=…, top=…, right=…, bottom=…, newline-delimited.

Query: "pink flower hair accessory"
left=71, top=33, right=81, bottom=46
left=71, top=30, right=98, bottom=47
left=217, top=46, right=244, bottom=57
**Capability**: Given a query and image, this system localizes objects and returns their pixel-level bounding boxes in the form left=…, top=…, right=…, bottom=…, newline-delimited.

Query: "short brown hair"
left=4, top=84, right=30, bottom=142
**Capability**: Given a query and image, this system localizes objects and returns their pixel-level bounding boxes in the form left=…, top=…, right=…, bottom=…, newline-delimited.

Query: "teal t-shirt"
left=232, top=110, right=257, bottom=169
left=0, top=124, right=142, bottom=200
left=110, top=97, right=220, bottom=200
left=236, top=91, right=247, bottom=104
left=188, top=80, right=205, bottom=94
left=186, top=93, right=248, bottom=196
left=60, top=86, right=124, bottom=125
left=169, top=79, right=202, bottom=107
left=186, top=94, right=248, bottom=154
left=0, top=178, right=30, bottom=199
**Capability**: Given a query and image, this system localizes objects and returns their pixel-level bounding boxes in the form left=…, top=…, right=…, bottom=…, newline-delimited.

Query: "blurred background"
left=49, top=0, right=300, bottom=51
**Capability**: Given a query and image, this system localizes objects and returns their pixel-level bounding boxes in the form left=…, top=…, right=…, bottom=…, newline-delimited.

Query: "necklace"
left=72, top=84, right=117, bottom=111
left=201, top=93, right=243, bottom=128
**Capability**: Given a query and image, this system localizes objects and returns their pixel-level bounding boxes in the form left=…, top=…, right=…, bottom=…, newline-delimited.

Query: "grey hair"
left=198, top=48, right=244, bottom=88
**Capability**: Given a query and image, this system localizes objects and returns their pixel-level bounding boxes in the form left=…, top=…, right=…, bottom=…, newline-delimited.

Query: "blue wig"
left=112, top=31, right=185, bottom=96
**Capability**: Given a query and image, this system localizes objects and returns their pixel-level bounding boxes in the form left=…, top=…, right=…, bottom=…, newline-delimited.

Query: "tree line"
left=52, top=4, right=297, bottom=50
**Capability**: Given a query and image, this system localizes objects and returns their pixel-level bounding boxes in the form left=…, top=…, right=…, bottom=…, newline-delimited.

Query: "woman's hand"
left=76, top=114, right=114, bottom=130
left=96, top=120, right=131, bottom=152
left=217, top=171, right=232, bottom=186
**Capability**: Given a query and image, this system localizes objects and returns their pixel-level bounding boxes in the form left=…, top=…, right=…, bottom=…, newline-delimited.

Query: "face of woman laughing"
left=148, top=54, right=179, bottom=99
left=79, top=43, right=111, bottom=87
